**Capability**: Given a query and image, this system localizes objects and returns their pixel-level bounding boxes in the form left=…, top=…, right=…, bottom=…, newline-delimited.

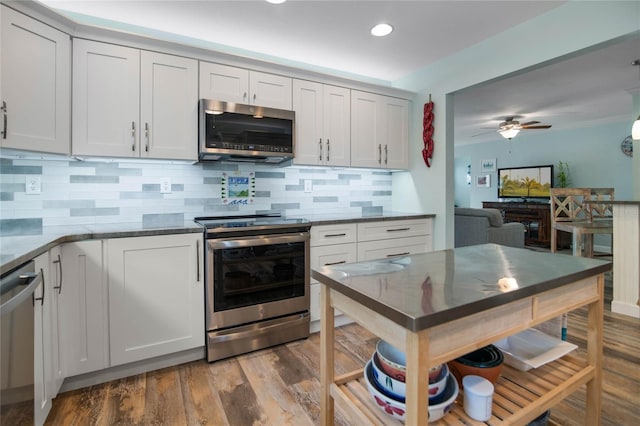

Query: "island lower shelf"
left=332, top=354, right=592, bottom=425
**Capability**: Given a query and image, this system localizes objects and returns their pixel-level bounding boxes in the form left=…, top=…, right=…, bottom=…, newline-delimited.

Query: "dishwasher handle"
left=0, top=264, right=43, bottom=316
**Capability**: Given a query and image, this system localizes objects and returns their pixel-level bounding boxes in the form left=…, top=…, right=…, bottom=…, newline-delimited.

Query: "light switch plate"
left=304, top=180, right=313, bottom=193
left=26, top=176, right=41, bottom=194
left=160, top=177, right=172, bottom=194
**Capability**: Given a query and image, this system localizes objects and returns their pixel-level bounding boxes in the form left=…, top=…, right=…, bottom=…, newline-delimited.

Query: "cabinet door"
left=47, top=246, right=64, bottom=396
left=292, top=80, right=323, bottom=165
left=33, top=252, right=52, bottom=426
left=72, top=39, right=140, bottom=157
left=357, top=236, right=432, bottom=261
left=0, top=6, right=71, bottom=154
left=323, top=85, right=350, bottom=166
left=199, top=61, right=249, bottom=103
left=381, top=97, right=409, bottom=169
left=351, top=90, right=381, bottom=168
left=140, top=51, right=198, bottom=160
left=249, top=71, right=292, bottom=109
left=59, top=240, right=108, bottom=377
left=309, top=243, right=357, bottom=322
left=107, top=234, right=204, bottom=366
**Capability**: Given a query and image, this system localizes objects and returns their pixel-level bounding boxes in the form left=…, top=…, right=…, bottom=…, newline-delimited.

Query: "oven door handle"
left=208, top=232, right=309, bottom=250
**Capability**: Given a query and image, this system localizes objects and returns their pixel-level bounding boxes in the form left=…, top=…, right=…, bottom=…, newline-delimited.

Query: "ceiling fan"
left=496, top=117, right=552, bottom=139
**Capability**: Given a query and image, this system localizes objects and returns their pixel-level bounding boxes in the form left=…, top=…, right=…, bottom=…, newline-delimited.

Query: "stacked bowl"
left=363, top=339, right=459, bottom=422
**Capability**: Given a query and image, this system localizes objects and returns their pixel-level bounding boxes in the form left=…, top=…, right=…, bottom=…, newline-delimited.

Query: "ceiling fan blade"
left=521, top=125, right=552, bottom=129
left=520, top=121, right=540, bottom=126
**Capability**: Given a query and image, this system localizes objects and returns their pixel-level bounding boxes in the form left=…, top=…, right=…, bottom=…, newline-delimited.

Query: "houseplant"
left=556, top=161, right=571, bottom=188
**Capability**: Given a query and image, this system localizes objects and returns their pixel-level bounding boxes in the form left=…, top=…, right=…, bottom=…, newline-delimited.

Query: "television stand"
left=483, top=201, right=552, bottom=247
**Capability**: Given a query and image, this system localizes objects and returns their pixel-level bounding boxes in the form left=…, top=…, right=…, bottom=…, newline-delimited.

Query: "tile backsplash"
left=0, top=156, right=392, bottom=232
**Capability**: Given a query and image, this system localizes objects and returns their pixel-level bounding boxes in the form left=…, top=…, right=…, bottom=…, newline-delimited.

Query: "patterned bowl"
left=371, top=352, right=448, bottom=400
left=376, top=339, right=443, bottom=382
left=364, top=359, right=459, bottom=422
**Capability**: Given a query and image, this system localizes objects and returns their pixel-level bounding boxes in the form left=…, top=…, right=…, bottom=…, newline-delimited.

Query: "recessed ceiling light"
left=265, top=0, right=287, bottom=4
left=371, top=23, right=393, bottom=37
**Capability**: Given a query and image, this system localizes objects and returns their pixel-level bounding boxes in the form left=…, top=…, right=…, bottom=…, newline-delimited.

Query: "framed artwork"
left=221, top=172, right=256, bottom=205
left=476, top=174, right=491, bottom=188
left=481, top=158, right=497, bottom=173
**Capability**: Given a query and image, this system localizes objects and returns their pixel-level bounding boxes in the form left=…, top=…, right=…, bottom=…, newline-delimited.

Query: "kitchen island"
left=312, top=244, right=611, bottom=425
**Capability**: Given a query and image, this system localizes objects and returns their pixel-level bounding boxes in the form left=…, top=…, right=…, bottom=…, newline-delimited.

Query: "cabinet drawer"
left=357, top=219, right=431, bottom=242
left=357, top=236, right=432, bottom=261
left=311, top=243, right=357, bottom=276
left=311, top=223, right=357, bottom=246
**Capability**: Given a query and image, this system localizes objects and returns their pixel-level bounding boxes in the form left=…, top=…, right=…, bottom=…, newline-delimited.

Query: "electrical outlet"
left=160, top=177, right=172, bottom=194
left=26, top=176, right=41, bottom=194
left=304, top=180, right=313, bottom=193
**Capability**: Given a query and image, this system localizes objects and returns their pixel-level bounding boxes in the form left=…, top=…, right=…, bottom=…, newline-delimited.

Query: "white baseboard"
left=59, top=347, right=205, bottom=393
left=611, top=300, right=640, bottom=318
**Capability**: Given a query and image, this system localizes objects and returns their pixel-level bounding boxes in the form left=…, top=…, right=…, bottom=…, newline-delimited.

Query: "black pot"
left=455, top=344, right=503, bottom=367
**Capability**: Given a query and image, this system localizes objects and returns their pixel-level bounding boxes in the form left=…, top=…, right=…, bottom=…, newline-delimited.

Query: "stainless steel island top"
left=312, top=243, right=611, bottom=332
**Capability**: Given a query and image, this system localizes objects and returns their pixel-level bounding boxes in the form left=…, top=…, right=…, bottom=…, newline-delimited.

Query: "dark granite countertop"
left=312, top=243, right=611, bottom=332
left=0, top=222, right=204, bottom=275
left=0, top=212, right=433, bottom=274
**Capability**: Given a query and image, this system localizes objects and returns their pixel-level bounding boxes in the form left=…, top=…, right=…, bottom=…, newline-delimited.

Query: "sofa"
left=454, top=207, right=525, bottom=248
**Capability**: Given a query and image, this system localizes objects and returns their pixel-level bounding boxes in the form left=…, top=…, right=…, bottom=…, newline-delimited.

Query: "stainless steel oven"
left=195, top=214, right=310, bottom=362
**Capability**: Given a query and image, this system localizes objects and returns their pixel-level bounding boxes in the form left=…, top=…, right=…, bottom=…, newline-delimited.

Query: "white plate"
left=493, top=328, right=577, bottom=371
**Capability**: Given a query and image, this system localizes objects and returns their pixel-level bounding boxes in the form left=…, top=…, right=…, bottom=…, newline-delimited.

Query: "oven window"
left=213, top=241, right=306, bottom=311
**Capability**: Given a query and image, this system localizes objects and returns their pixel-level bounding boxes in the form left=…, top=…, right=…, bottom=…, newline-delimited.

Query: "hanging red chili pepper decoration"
left=422, top=94, right=434, bottom=167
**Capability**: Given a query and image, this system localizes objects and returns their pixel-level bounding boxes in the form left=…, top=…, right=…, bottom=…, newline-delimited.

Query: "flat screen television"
left=497, top=165, right=554, bottom=199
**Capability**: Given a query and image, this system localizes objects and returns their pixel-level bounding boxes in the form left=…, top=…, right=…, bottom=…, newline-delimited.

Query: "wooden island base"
left=320, top=274, right=604, bottom=425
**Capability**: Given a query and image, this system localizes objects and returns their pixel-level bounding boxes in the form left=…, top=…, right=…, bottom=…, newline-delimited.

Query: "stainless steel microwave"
left=198, top=99, right=295, bottom=164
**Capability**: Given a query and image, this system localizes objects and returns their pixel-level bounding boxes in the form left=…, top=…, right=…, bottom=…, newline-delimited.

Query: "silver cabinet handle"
left=384, top=144, right=388, bottom=165
left=253, top=93, right=256, bottom=102
left=386, top=228, right=410, bottom=232
left=33, top=268, right=45, bottom=306
left=196, top=240, right=201, bottom=283
left=52, top=254, right=63, bottom=294
left=1, top=101, right=7, bottom=139
left=386, top=252, right=410, bottom=258
left=319, top=138, right=323, bottom=161
left=324, top=233, right=346, bottom=238
left=144, top=122, right=150, bottom=152
left=324, top=260, right=346, bottom=266
left=326, top=139, right=330, bottom=162
left=378, top=144, right=382, bottom=164
left=131, top=121, right=136, bottom=151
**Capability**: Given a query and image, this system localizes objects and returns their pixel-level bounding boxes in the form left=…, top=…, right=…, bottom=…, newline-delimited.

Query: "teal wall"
left=455, top=121, right=633, bottom=208
left=391, top=1, right=640, bottom=249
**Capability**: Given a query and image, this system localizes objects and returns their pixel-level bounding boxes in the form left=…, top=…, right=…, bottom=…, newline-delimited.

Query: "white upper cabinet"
left=200, top=62, right=292, bottom=110
left=293, top=80, right=350, bottom=166
left=351, top=90, right=408, bottom=169
left=1, top=6, right=71, bottom=154
left=73, top=40, right=198, bottom=160
left=140, top=51, right=198, bottom=160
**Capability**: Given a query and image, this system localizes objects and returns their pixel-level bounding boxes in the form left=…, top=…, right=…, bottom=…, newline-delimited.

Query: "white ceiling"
left=37, top=0, right=640, bottom=145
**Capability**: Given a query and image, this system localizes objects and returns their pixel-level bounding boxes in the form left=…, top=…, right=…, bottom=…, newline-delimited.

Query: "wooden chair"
left=587, top=188, right=614, bottom=220
left=550, top=188, right=591, bottom=253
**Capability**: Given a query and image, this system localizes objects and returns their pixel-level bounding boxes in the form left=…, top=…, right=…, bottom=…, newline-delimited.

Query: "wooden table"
left=554, top=219, right=613, bottom=257
left=313, top=244, right=610, bottom=425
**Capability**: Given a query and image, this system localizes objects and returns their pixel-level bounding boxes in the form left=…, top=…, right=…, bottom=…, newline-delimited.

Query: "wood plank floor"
left=46, top=273, right=639, bottom=425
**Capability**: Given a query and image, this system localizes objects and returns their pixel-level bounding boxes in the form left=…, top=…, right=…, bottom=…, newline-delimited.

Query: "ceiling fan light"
left=371, top=23, right=393, bottom=37
left=500, top=128, right=520, bottom=139
left=632, top=115, right=640, bottom=140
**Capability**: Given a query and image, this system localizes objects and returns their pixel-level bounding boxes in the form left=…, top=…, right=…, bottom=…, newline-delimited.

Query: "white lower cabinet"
left=309, top=218, right=433, bottom=331
left=59, top=240, right=108, bottom=377
left=33, top=252, right=52, bottom=426
left=107, top=234, right=204, bottom=366
left=357, top=219, right=433, bottom=261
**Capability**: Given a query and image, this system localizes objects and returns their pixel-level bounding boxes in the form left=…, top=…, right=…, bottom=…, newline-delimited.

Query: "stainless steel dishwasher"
left=1, top=260, right=42, bottom=425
